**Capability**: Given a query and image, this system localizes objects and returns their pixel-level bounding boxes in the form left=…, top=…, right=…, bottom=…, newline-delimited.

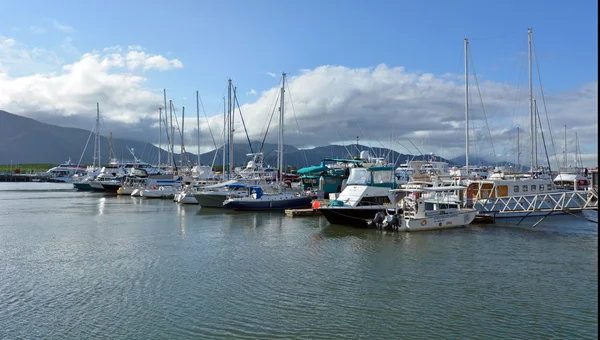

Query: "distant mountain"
left=0, top=110, right=460, bottom=168
left=449, top=154, right=526, bottom=170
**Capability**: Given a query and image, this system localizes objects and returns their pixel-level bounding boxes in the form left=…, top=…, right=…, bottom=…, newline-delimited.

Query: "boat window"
left=346, top=168, right=369, bottom=185
left=514, top=186, right=519, bottom=192
left=531, top=185, right=536, bottom=191
left=522, top=185, right=528, bottom=192
left=372, top=170, right=393, bottom=184
left=540, top=184, right=544, bottom=191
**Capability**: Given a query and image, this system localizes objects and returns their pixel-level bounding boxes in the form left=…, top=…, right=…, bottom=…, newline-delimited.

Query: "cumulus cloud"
left=246, top=89, right=257, bottom=96
left=0, top=36, right=184, bottom=129
left=0, top=35, right=597, bottom=167
left=202, top=65, right=597, bottom=167
left=266, top=72, right=277, bottom=78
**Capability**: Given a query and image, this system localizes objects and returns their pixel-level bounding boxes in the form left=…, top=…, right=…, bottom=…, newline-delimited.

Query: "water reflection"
left=98, top=197, right=106, bottom=215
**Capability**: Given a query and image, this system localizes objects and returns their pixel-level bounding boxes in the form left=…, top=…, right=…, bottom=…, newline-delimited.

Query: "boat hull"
left=101, top=182, right=122, bottom=193
left=223, top=196, right=312, bottom=211
left=319, top=206, right=396, bottom=227
left=400, top=210, right=478, bottom=231
left=194, top=193, right=229, bottom=208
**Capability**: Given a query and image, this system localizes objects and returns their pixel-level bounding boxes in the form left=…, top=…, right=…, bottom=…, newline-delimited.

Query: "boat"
left=297, top=152, right=388, bottom=197
left=193, top=181, right=252, bottom=208
left=553, top=167, right=589, bottom=191
left=222, top=186, right=313, bottom=211
left=375, top=186, right=477, bottom=231
left=318, top=165, right=399, bottom=227
left=221, top=73, right=313, bottom=211
left=46, top=158, right=87, bottom=183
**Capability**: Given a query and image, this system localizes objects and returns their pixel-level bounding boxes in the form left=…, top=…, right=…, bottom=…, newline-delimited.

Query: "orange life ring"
left=421, top=219, right=427, bottom=226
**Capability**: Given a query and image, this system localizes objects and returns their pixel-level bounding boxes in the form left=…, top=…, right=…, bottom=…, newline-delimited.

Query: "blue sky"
left=0, top=0, right=598, bottom=166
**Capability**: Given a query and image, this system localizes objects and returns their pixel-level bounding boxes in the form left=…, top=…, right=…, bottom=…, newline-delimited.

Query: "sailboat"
left=73, top=103, right=103, bottom=190
left=222, top=73, right=313, bottom=211
left=463, top=29, right=583, bottom=221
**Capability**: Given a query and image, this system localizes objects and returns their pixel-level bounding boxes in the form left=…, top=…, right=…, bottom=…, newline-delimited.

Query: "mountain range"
left=1, top=110, right=517, bottom=169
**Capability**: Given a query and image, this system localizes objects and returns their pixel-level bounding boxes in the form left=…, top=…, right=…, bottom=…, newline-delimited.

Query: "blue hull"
left=224, top=196, right=313, bottom=211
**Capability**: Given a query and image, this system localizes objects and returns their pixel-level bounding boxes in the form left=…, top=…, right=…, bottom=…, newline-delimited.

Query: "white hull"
left=175, top=193, right=199, bottom=204
left=141, top=187, right=176, bottom=199
left=398, top=209, right=478, bottom=231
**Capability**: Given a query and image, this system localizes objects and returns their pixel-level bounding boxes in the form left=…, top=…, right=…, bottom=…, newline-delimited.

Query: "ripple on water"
left=0, top=185, right=597, bottom=339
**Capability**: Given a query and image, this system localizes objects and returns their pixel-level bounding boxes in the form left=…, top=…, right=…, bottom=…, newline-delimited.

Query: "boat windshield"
left=346, top=168, right=369, bottom=185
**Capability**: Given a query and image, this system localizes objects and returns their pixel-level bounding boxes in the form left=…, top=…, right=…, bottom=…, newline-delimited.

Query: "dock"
left=285, top=208, right=322, bottom=217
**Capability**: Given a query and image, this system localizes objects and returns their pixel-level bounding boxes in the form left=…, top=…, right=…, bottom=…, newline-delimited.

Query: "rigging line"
left=260, top=91, right=280, bottom=153
left=284, top=80, right=309, bottom=167
left=334, top=130, right=354, bottom=159
left=355, top=123, right=377, bottom=157
left=509, top=49, right=527, bottom=141
left=198, top=94, right=219, bottom=152
left=536, top=102, right=552, bottom=172
left=77, top=122, right=96, bottom=167
left=532, top=38, right=560, bottom=170
left=468, top=46, right=498, bottom=165
left=405, top=137, right=442, bottom=177
left=258, top=83, right=284, bottom=147
left=233, top=88, right=254, bottom=154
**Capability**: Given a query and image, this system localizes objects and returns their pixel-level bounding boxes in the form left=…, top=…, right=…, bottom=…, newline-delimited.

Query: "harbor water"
left=0, top=183, right=597, bottom=339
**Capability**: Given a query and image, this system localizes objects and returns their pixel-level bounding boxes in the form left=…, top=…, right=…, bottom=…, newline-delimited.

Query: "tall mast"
left=169, top=100, right=174, bottom=169
left=181, top=106, right=185, bottom=167
left=528, top=27, right=534, bottom=175
left=227, top=79, right=234, bottom=180
left=517, top=126, right=520, bottom=172
left=534, top=99, right=538, bottom=169
left=196, top=91, right=201, bottom=166
left=564, top=125, right=567, bottom=168
left=93, top=103, right=99, bottom=168
left=222, top=96, right=226, bottom=177
left=109, top=132, right=112, bottom=161
left=163, top=89, right=167, bottom=167
left=158, top=107, right=162, bottom=166
left=98, top=104, right=102, bottom=166
left=278, top=73, right=286, bottom=187
left=464, top=38, right=469, bottom=176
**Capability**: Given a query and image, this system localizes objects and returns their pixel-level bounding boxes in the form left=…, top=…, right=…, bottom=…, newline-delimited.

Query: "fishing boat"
left=375, top=186, right=477, bottom=231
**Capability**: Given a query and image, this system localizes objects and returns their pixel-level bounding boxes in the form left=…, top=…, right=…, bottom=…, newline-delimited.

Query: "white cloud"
left=0, top=35, right=597, bottom=167
left=52, top=19, right=73, bottom=32
left=201, top=65, right=597, bottom=167
left=0, top=37, right=184, bottom=128
left=246, top=89, right=257, bottom=96
left=266, top=72, right=277, bottom=78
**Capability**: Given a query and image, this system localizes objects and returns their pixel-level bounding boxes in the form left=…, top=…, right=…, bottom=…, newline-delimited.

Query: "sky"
left=0, top=0, right=598, bottom=167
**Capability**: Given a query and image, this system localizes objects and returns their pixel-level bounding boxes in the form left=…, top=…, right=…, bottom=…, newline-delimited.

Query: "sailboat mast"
left=222, top=96, right=226, bottom=177
left=163, top=89, right=167, bottom=167
left=528, top=27, right=534, bottom=175
left=196, top=91, right=200, bottom=166
left=169, top=100, right=174, bottom=169
left=564, top=125, right=567, bottom=167
left=464, top=38, right=469, bottom=176
left=227, top=79, right=232, bottom=180
left=534, top=99, right=538, bottom=169
left=517, top=126, right=520, bottom=172
left=98, top=104, right=102, bottom=166
left=278, top=73, right=286, bottom=186
left=93, top=103, right=99, bottom=168
left=181, top=106, right=185, bottom=167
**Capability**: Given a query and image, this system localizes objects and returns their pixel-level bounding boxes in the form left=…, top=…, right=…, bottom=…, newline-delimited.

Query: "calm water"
left=0, top=183, right=597, bottom=339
